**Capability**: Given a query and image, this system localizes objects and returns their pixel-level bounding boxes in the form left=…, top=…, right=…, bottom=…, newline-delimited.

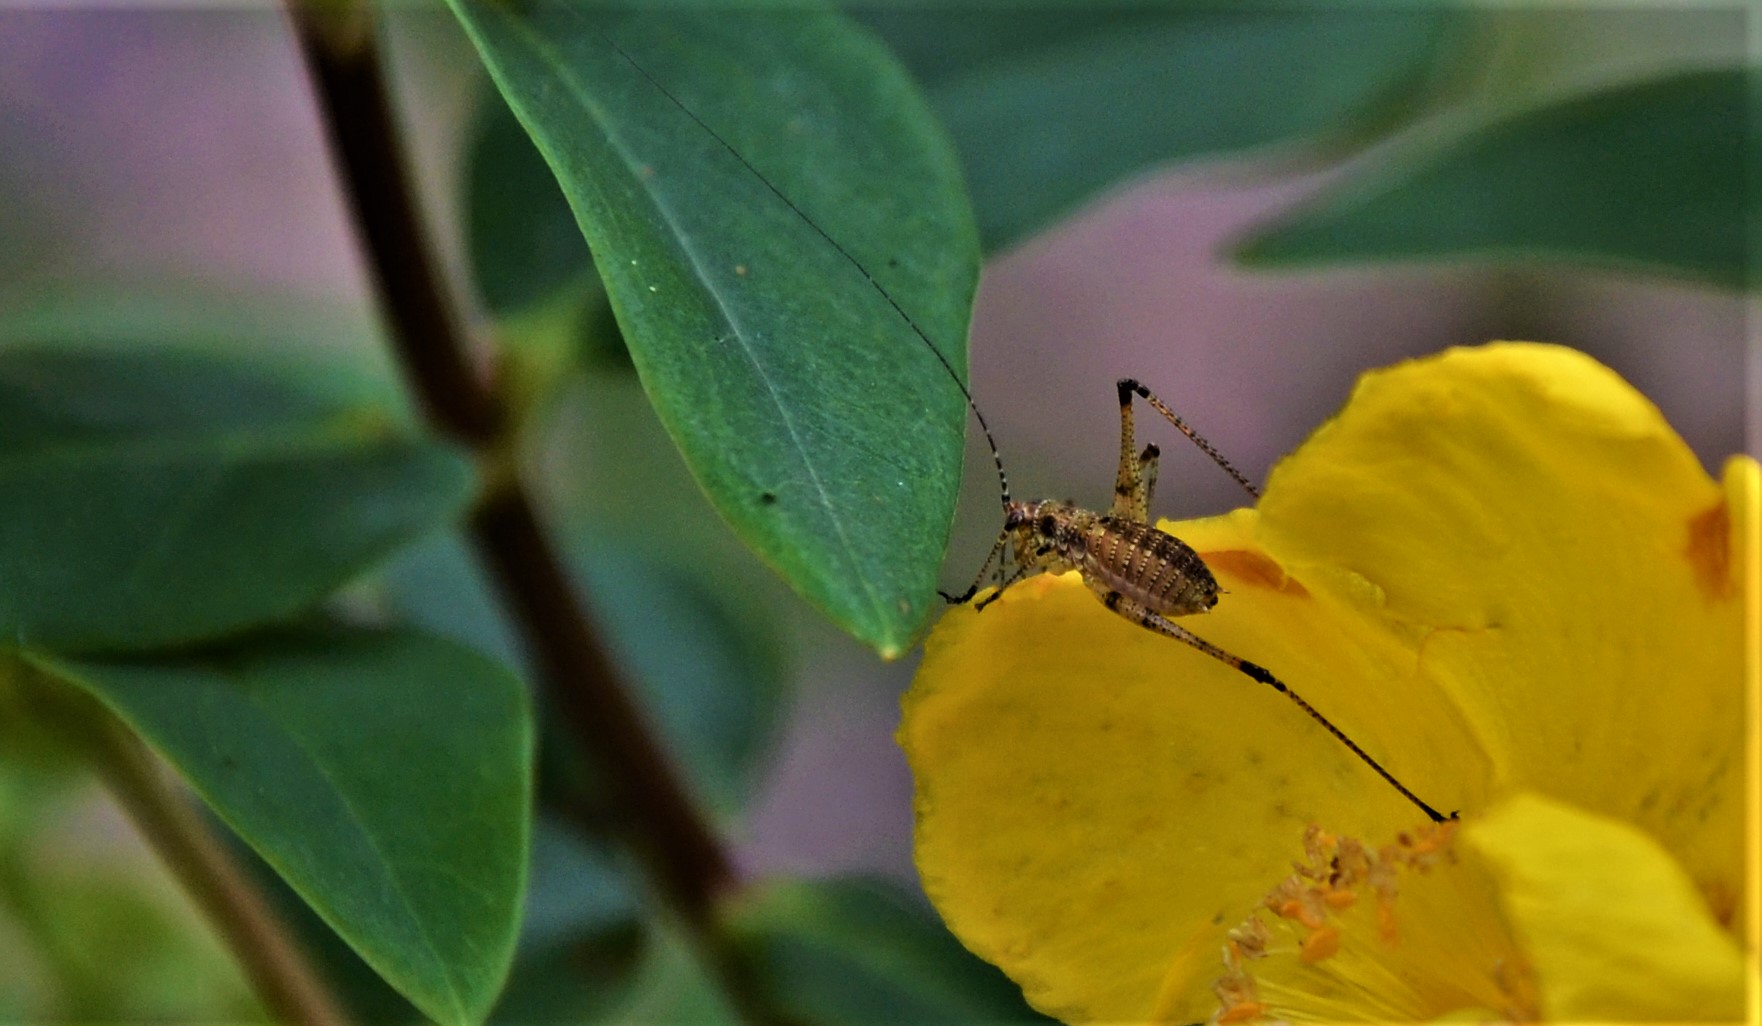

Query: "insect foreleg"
left=1110, top=592, right=1450, bottom=824
left=940, top=528, right=1010, bottom=605
left=1118, top=378, right=1260, bottom=500
left=974, top=559, right=1035, bottom=611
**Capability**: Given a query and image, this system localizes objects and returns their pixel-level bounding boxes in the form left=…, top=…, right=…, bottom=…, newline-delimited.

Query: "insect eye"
left=1037, top=515, right=1058, bottom=536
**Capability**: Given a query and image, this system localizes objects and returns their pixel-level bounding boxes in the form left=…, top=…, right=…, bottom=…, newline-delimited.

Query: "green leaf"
left=466, top=93, right=596, bottom=317
left=602, top=921, right=737, bottom=1026
left=0, top=348, right=474, bottom=653
left=27, top=625, right=534, bottom=1026
left=575, top=543, right=785, bottom=817
left=0, top=286, right=405, bottom=412
left=489, top=820, right=642, bottom=1024
left=500, top=916, right=738, bottom=1026
left=446, top=3, right=978, bottom=656
left=730, top=876, right=1051, bottom=1025
left=864, top=7, right=1465, bottom=251
left=1235, top=69, right=1752, bottom=288
left=380, top=533, right=785, bottom=818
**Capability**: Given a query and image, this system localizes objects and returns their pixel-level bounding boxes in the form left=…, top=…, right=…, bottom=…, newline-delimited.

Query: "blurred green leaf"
left=515, top=816, right=638, bottom=956
left=1235, top=69, right=1751, bottom=288
left=0, top=348, right=473, bottom=653
left=463, top=99, right=632, bottom=388
left=0, top=288, right=402, bottom=410
left=446, top=3, right=978, bottom=656
left=863, top=7, right=1465, bottom=250
left=603, top=920, right=738, bottom=1026
left=27, top=625, right=534, bottom=1026
left=490, top=925, right=642, bottom=1025
left=377, top=533, right=522, bottom=669
left=489, top=819, right=643, bottom=1024
left=0, top=737, right=259, bottom=1023
left=231, top=812, right=640, bottom=1026
left=467, top=93, right=597, bottom=317
left=576, top=543, right=786, bottom=818
left=498, top=914, right=737, bottom=1026
left=731, top=876, right=1050, bottom=1025
left=0, top=848, right=261, bottom=1023
left=380, top=532, right=785, bottom=818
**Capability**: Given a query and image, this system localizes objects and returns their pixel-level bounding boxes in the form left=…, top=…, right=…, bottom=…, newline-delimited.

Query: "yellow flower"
left=900, top=343, right=1752, bottom=1023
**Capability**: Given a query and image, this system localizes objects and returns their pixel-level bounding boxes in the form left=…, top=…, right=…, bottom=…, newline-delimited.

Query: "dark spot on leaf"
left=759, top=492, right=777, bottom=505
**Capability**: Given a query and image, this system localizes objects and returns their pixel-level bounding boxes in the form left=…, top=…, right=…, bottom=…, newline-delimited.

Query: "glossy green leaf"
left=863, top=7, right=1465, bottom=250
left=731, top=876, right=1051, bottom=1024
left=0, top=348, right=473, bottom=653
left=27, top=626, right=534, bottom=1026
left=1235, top=69, right=1752, bottom=288
left=446, top=2, right=978, bottom=656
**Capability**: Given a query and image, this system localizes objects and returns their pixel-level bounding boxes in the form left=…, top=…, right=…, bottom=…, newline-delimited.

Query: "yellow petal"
left=1463, top=792, right=1745, bottom=1021
left=902, top=519, right=1481, bottom=1023
left=1251, top=343, right=1748, bottom=920
left=902, top=343, right=1749, bottom=1021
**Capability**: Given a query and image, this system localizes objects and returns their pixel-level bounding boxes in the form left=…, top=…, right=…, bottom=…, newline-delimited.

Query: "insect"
left=603, top=33, right=1450, bottom=824
left=940, top=378, right=1451, bottom=824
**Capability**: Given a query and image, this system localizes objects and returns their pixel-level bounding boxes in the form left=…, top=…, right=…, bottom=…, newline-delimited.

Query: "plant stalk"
left=289, top=0, right=738, bottom=931
left=84, top=711, right=349, bottom=1026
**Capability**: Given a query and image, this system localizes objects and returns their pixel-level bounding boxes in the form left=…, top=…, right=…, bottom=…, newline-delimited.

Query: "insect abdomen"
left=1082, top=517, right=1218, bottom=616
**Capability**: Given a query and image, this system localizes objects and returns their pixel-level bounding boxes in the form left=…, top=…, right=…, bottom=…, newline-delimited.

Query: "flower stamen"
left=1209, top=821, right=1472, bottom=1024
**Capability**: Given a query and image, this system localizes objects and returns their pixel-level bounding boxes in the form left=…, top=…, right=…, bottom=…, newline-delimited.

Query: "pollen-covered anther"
left=1213, top=822, right=1471, bottom=1018
left=1211, top=966, right=1267, bottom=1025
left=1226, top=916, right=1271, bottom=964
left=1298, top=924, right=1340, bottom=963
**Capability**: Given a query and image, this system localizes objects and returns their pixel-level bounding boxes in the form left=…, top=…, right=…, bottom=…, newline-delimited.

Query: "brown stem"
left=288, top=1, right=736, bottom=928
left=86, top=713, right=349, bottom=1026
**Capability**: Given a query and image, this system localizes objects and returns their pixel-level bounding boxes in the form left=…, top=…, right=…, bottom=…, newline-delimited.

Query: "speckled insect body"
left=944, top=378, right=1451, bottom=824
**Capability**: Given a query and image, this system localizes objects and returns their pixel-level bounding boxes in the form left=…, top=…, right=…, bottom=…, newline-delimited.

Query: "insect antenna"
left=599, top=33, right=1014, bottom=518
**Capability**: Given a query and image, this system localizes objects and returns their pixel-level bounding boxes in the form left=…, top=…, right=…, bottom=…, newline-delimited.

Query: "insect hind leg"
left=1115, top=595, right=1449, bottom=823
left=1138, top=443, right=1159, bottom=513
left=1118, top=378, right=1259, bottom=500
left=1112, top=380, right=1157, bottom=521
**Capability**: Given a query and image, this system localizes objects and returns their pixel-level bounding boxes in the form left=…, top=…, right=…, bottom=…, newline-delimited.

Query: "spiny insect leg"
left=941, top=529, right=1010, bottom=605
left=1138, top=443, right=1159, bottom=513
left=974, top=560, right=1034, bottom=611
left=1118, top=378, right=1260, bottom=500
left=1112, top=380, right=1154, bottom=521
left=1118, top=596, right=1449, bottom=823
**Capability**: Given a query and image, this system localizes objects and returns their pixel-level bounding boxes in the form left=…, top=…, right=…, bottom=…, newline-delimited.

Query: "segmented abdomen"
left=1080, top=517, right=1218, bottom=616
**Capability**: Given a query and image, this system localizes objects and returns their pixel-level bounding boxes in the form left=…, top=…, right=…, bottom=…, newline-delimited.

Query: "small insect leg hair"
left=939, top=528, right=1010, bottom=605
left=973, top=560, right=1035, bottom=611
left=1117, top=378, right=1260, bottom=500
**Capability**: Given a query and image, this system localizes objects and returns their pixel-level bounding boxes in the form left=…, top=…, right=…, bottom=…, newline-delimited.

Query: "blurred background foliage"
left=0, top=3, right=1749, bottom=1022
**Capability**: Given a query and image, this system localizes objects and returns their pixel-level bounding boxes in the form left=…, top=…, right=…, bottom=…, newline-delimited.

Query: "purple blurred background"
left=0, top=2, right=1747, bottom=919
